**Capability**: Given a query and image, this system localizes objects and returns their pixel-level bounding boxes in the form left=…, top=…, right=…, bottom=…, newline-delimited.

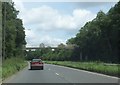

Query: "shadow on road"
left=28, top=69, right=44, bottom=71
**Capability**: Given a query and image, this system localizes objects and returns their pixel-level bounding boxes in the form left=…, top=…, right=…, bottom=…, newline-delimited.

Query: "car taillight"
left=32, top=62, right=36, bottom=64
left=39, top=62, right=43, bottom=64
left=31, top=62, right=43, bottom=64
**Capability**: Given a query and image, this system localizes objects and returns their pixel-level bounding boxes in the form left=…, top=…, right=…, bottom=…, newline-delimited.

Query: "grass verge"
left=0, top=66, right=1, bottom=81
left=45, top=61, right=120, bottom=77
left=2, top=57, right=27, bottom=80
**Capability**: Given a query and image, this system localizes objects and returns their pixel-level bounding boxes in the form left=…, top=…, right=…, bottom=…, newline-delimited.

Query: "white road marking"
left=55, top=73, right=59, bottom=76
left=48, top=64, right=119, bottom=79
left=48, top=68, right=51, bottom=70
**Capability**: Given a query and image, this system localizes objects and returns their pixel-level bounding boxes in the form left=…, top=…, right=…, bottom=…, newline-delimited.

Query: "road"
left=3, top=63, right=119, bottom=84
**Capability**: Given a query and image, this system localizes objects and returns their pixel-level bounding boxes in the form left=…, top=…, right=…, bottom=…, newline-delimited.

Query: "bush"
left=45, top=61, right=119, bottom=77
left=2, top=57, right=27, bottom=79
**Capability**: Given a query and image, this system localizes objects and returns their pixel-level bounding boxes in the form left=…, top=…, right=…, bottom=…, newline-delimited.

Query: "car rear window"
left=32, top=59, right=42, bottom=62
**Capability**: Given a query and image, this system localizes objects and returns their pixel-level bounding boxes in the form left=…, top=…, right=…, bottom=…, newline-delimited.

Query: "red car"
left=30, top=59, right=44, bottom=70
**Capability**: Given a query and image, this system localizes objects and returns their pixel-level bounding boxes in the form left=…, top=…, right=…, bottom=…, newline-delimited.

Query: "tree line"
left=67, top=1, right=120, bottom=63
left=27, top=2, right=120, bottom=63
left=2, top=2, right=26, bottom=60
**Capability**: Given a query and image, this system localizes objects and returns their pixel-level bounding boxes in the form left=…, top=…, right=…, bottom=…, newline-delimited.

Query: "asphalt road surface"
left=3, top=63, right=119, bottom=83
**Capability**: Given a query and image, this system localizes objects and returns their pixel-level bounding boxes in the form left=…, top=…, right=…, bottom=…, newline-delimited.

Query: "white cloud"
left=21, top=5, right=96, bottom=30
left=13, top=0, right=26, bottom=18
left=73, top=9, right=95, bottom=26
left=25, top=29, right=65, bottom=47
left=13, top=1, right=96, bottom=47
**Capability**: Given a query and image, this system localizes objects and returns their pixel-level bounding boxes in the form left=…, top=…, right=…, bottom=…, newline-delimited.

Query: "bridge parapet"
left=26, top=47, right=58, bottom=50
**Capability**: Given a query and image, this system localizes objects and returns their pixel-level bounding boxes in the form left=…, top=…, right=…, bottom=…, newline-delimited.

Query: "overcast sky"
left=13, top=0, right=117, bottom=47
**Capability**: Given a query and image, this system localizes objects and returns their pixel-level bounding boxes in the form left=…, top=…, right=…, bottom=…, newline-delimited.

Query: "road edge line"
left=47, top=64, right=119, bottom=79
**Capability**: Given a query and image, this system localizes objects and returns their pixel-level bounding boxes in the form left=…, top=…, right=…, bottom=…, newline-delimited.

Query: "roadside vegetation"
left=2, top=57, right=27, bottom=79
left=0, top=66, right=1, bottom=79
left=2, top=2, right=26, bottom=80
left=45, top=61, right=119, bottom=77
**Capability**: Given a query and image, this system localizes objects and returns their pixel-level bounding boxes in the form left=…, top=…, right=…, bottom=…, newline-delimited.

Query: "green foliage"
left=26, top=49, right=41, bottom=60
left=2, top=2, right=26, bottom=59
left=2, top=57, right=27, bottom=79
left=1, top=2, right=27, bottom=79
left=66, top=2, right=120, bottom=63
left=45, top=61, right=119, bottom=77
left=0, top=67, right=1, bottom=79
left=26, top=47, right=73, bottom=61
left=66, top=38, right=76, bottom=45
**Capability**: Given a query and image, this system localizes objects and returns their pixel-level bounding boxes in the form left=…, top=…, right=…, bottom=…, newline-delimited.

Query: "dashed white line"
left=48, top=64, right=119, bottom=79
left=55, top=73, right=59, bottom=76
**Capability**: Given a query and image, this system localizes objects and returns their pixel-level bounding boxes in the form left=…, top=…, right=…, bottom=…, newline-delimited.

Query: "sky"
left=12, top=0, right=117, bottom=47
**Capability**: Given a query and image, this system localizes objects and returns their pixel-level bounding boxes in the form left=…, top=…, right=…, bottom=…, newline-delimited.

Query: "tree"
left=66, top=1, right=120, bottom=63
left=58, top=43, right=65, bottom=48
left=66, top=38, right=75, bottom=45
left=39, top=43, right=45, bottom=48
left=2, top=2, right=26, bottom=59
